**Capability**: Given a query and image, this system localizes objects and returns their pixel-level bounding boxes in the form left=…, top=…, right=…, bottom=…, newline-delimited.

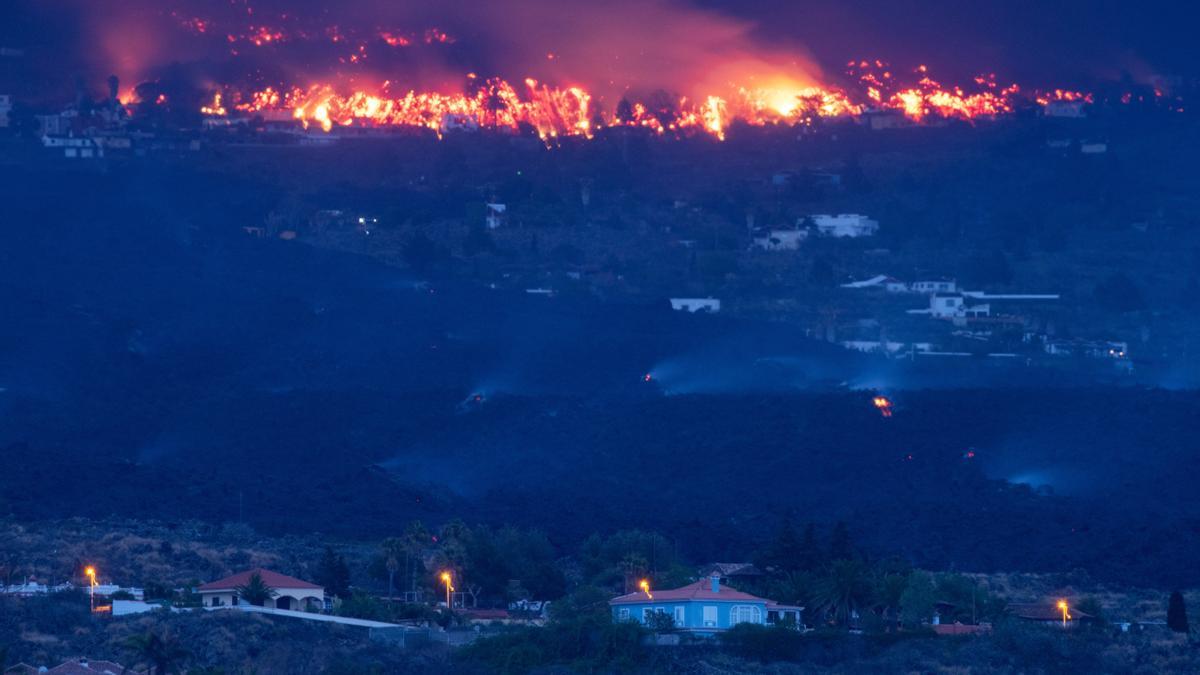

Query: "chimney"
left=710, top=574, right=720, bottom=593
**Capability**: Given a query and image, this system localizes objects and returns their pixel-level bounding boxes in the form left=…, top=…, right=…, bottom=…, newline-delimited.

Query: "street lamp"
left=1056, top=599, right=1069, bottom=627
left=638, top=579, right=652, bottom=600
left=440, top=571, right=454, bottom=609
left=84, top=566, right=97, bottom=612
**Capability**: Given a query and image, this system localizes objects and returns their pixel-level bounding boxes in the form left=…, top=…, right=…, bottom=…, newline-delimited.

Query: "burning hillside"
left=33, top=0, right=1175, bottom=142
left=195, top=63, right=1093, bottom=141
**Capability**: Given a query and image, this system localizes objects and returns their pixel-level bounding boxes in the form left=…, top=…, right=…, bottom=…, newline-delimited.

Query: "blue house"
left=609, top=574, right=802, bottom=635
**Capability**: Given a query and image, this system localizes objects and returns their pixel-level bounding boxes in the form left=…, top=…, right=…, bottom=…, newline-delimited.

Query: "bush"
left=720, top=623, right=807, bottom=661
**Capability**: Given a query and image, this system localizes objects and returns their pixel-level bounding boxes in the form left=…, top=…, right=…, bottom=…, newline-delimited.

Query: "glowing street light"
left=440, top=571, right=454, bottom=609
left=638, top=579, right=653, bottom=600
left=85, top=566, right=98, bottom=612
left=1056, top=599, right=1070, bottom=627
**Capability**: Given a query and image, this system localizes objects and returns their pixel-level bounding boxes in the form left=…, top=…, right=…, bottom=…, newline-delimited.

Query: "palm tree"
left=813, top=559, right=875, bottom=626
left=125, top=630, right=189, bottom=674
left=402, top=521, right=430, bottom=595
left=235, top=572, right=277, bottom=607
left=380, top=537, right=405, bottom=600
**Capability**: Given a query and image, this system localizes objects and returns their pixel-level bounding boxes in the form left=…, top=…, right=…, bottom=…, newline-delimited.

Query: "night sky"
left=1, top=0, right=1195, bottom=96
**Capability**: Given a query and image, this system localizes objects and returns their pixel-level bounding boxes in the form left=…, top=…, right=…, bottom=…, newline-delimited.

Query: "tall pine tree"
left=1168, top=590, right=1190, bottom=633
left=316, top=546, right=351, bottom=600
left=829, top=522, right=854, bottom=562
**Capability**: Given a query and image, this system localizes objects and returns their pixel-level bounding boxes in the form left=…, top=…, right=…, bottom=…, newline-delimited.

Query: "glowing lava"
left=194, top=63, right=1098, bottom=142
left=873, top=396, right=894, bottom=418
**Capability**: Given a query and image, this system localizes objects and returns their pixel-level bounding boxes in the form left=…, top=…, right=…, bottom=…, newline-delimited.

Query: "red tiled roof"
left=197, top=568, right=322, bottom=592
left=44, top=660, right=143, bottom=674
left=609, top=579, right=770, bottom=605
left=1007, top=603, right=1094, bottom=622
left=462, top=608, right=511, bottom=620
left=932, top=622, right=991, bottom=636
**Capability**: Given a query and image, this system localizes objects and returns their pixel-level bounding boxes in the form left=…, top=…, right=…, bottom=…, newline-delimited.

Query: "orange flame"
left=196, top=63, right=1097, bottom=142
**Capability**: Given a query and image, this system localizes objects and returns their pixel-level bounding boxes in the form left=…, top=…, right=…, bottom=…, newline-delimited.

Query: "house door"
left=275, top=597, right=292, bottom=610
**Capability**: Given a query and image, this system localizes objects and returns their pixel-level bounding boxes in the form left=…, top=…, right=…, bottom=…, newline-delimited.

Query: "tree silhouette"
left=1168, top=590, right=1190, bottom=633
left=235, top=572, right=277, bottom=607
left=813, top=559, right=874, bottom=625
left=800, top=524, right=823, bottom=571
left=615, top=98, right=634, bottom=123
left=899, top=571, right=936, bottom=627
left=315, top=547, right=351, bottom=599
left=125, top=630, right=189, bottom=674
left=829, top=522, right=854, bottom=561
left=402, top=521, right=431, bottom=594
left=380, top=537, right=405, bottom=600
left=758, top=517, right=805, bottom=574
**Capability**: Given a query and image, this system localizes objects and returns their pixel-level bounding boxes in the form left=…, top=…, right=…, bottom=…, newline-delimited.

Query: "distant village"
left=5, top=536, right=1187, bottom=674
left=3, top=55, right=1181, bottom=380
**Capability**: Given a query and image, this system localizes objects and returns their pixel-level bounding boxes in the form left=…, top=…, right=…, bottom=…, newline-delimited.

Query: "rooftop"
left=610, top=578, right=783, bottom=606
left=197, top=568, right=322, bottom=592
left=1007, top=603, right=1095, bottom=622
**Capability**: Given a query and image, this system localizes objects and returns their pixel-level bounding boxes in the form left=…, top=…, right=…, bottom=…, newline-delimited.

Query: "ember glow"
left=873, top=396, right=894, bottom=418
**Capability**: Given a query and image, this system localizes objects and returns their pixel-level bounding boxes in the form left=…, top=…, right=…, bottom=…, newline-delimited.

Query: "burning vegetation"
left=196, top=63, right=1097, bottom=142
left=67, top=1, right=1145, bottom=143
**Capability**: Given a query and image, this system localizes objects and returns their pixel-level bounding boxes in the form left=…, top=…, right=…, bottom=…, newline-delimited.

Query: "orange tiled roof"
left=197, top=568, right=322, bottom=592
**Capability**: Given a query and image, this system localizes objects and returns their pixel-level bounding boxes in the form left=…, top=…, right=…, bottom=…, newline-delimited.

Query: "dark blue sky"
left=1, top=0, right=1194, bottom=96
left=705, top=0, right=1195, bottom=81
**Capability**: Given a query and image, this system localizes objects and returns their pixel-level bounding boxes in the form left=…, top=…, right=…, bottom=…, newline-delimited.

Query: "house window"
left=730, top=605, right=762, bottom=625
left=618, top=608, right=630, bottom=621
left=703, top=605, right=717, bottom=627
left=674, top=606, right=685, bottom=625
left=642, top=608, right=653, bottom=623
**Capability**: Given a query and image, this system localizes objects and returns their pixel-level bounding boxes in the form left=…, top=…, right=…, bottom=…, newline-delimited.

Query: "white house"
left=841, top=340, right=933, bottom=356
left=2, top=580, right=48, bottom=596
left=197, top=568, right=325, bottom=612
left=811, top=214, right=879, bottom=238
left=1043, top=100, right=1086, bottom=118
left=908, top=293, right=990, bottom=322
left=840, top=274, right=887, bottom=289
left=1043, top=339, right=1128, bottom=360
left=752, top=229, right=808, bottom=251
left=485, top=203, right=507, bottom=229
left=440, top=112, right=480, bottom=134
left=961, top=291, right=1059, bottom=301
left=670, top=298, right=721, bottom=313
left=841, top=275, right=909, bottom=292
left=1080, top=142, right=1108, bottom=154
left=911, top=279, right=957, bottom=294
left=0, top=94, right=11, bottom=128
left=42, top=134, right=104, bottom=159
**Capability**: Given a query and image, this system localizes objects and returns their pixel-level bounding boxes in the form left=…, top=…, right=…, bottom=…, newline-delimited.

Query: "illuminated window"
left=703, top=605, right=717, bottom=627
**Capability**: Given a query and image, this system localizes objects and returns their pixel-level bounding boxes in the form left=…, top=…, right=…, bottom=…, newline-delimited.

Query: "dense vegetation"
left=4, top=585, right=1198, bottom=674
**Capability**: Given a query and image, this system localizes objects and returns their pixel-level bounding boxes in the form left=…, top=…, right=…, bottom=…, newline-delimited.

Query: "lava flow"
left=198, top=63, right=1092, bottom=142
